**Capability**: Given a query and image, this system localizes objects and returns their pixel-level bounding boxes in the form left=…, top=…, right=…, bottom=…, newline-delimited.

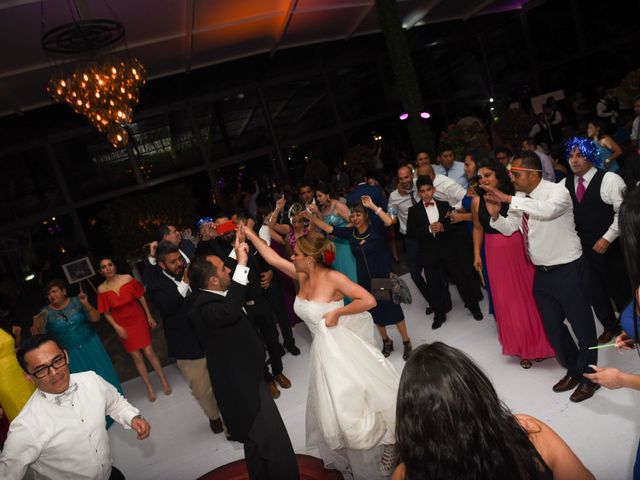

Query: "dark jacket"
left=142, top=239, right=196, bottom=286
left=187, top=282, right=265, bottom=442
left=146, top=271, right=204, bottom=360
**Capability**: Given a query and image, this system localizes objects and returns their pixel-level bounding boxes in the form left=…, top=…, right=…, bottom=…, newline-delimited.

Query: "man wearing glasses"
left=482, top=151, right=599, bottom=403
left=0, top=334, right=150, bottom=479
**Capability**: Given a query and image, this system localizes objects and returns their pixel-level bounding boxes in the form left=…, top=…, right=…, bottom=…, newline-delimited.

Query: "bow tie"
left=424, top=201, right=434, bottom=207
left=54, top=382, right=78, bottom=406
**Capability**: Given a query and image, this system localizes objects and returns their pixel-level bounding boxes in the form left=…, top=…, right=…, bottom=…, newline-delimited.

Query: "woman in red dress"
left=97, top=257, right=171, bottom=401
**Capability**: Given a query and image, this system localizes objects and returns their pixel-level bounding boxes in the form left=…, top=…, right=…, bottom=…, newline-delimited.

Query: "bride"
left=242, top=224, right=400, bottom=479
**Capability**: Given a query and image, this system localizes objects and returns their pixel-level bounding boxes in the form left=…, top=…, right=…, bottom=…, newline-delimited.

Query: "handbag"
left=360, top=245, right=412, bottom=305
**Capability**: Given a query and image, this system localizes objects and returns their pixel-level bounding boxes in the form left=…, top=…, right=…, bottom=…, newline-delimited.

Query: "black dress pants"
left=532, top=257, right=598, bottom=383
left=264, top=277, right=296, bottom=348
left=244, top=380, right=299, bottom=480
left=246, top=297, right=284, bottom=380
left=583, top=246, right=620, bottom=332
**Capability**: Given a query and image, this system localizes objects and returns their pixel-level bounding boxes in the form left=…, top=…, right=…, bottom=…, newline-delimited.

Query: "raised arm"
left=242, top=224, right=298, bottom=279
left=78, top=292, right=100, bottom=322
left=361, top=195, right=393, bottom=226
left=268, top=195, right=291, bottom=236
left=303, top=210, right=334, bottom=234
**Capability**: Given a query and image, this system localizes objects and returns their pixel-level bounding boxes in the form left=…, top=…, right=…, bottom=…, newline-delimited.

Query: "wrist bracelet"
left=375, top=207, right=382, bottom=215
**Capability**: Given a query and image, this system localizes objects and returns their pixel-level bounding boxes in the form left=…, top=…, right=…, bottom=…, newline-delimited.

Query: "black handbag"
left=360, top=245, right=412, bottom=305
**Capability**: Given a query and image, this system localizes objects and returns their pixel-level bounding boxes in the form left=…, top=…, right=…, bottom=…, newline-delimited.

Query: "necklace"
left=352, top=229, right=371, bottom=245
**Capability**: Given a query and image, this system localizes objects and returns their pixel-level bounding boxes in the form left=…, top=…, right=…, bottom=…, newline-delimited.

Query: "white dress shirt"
left=490, top=179, right=582, bottom=266
left=433, top=174, right=466, bottom=209
left=559, top=167, right=626, bottom=243
left=433, top=161, right=467, bottom=188
left=258, top=224, right=271, bottom=244
left=0, top=371, right=140, bottom=480
left=388, top=186, right=418, bottom=234
left=423, top=201, right=439, bottom=235
left=162, top=268, right=191, bottom=298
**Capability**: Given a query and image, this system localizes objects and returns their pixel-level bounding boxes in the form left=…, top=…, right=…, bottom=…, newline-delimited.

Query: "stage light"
left=420, top=112, right=431, bottom=119
left=399, top=113, right=409, bottom=120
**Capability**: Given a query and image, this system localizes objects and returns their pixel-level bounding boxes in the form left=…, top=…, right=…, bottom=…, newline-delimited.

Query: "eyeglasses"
left=30, top=354, right=67, bottom=379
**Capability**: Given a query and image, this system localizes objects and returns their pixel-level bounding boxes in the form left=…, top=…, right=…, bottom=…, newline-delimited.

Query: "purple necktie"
left=576, top=176, right=585, bottom=203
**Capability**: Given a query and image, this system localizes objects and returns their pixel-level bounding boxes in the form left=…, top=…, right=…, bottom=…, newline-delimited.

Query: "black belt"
left=535, top=257, right=580, bottom=272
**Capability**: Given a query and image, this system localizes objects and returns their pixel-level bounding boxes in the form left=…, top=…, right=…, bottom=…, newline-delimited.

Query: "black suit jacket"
left=406, top=199, right=467, bottom=265
left=146, top=271, right=204, bottom=360
left=188, top=282, right=265, bottom=442
left=142, top=239, right=196, bottom=286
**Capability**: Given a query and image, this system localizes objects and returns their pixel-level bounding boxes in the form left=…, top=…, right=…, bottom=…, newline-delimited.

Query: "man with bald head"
left=417, top=164, right=466, bottom=209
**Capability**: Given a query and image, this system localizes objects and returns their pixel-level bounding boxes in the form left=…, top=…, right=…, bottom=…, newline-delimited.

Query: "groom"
left=188, top=234, right=298, bottom=480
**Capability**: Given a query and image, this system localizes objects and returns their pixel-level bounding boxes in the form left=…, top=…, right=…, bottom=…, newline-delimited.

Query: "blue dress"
left=333, top=225, right=404, bottom=326
left=324, top=204, right=358, bottom=290
left=43, top=297, right=123, bottom=394
left=462, top=195, right=494, bottom=316
left=595, top=142, right=620, bottom=173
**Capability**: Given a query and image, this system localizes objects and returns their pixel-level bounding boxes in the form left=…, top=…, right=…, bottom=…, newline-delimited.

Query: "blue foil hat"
left=196, top=216, right=213, bottom=230
left=565, top=137, right=602, bottom=169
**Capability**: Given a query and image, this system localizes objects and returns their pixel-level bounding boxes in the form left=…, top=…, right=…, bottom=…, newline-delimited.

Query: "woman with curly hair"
left=472, top=158, right=555, bottom=368
left=393, top=342, right=594, bottom=480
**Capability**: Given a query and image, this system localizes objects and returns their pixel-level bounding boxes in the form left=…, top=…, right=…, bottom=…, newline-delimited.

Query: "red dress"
left=97, top=278, right=151, bottom=352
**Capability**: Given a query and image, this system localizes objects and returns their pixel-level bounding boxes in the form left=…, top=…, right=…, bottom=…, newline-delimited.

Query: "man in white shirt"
left=433, top=146, right=467, bottom=188
left=417, top=164, right=466, bottom=210
left=0, top=335, right=150, bottom=480
left=561, top=138, right=630, bottom=344
left=484, top=151, right=599, bottom=403
left=521, top=138, right=556, bottom=182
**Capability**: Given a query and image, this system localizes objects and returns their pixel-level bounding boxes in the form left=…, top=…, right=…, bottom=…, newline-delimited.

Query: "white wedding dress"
left=294, top=297, right=400, bottom=479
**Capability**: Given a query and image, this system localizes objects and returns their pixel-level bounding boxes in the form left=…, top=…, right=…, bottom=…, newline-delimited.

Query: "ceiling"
left=0, top=0, right=528, bottom=118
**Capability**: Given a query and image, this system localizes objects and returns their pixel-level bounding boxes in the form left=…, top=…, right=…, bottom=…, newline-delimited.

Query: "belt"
left=245, top=300, right=255, bottom=306
left=535, top=258, right=579, bottom=272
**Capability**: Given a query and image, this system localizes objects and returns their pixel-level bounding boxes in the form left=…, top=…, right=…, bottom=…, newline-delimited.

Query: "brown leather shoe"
left=268, top=381, right=280, bottom=399
left=570, top=383, right=601, bottom=403
left=274, top=373, right=291, bottom=389
left=597, top=329, right=618, bottom=344
left=552, top=376, right=579, bottom=392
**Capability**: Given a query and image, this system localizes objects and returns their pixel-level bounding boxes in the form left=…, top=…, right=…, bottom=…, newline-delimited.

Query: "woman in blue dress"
left=587, top=119, right=622, bottom=173
left=583, top=186, right=640, bottom=478
left=314, top=182, right=358, bottom=289
left=306, top=197, right=413, bottom=360
left=36, top=279, right=123, bottom=397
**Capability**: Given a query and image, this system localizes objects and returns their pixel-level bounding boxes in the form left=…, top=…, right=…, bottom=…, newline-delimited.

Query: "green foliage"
left=439, top=122, right=490, bottom=160
left=98, top=183, right=197, bottom=260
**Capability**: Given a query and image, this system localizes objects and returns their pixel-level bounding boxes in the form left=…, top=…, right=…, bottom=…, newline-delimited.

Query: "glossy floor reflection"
left=109, top=274, right=639, bottom=479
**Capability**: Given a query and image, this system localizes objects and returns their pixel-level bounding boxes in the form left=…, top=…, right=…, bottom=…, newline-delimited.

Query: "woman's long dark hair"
left=619, top=186, right=640, bottom=344
left=396, top=343, right=548, bottom=480
left=474, top=158, right=514, bottom=196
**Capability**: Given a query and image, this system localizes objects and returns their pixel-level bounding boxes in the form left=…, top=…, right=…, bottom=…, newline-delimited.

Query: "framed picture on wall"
left=61, top=257, right=96, bottom=284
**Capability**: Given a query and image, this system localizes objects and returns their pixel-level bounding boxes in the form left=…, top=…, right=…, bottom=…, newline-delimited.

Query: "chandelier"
left=41, top=6, right=146, bottom=149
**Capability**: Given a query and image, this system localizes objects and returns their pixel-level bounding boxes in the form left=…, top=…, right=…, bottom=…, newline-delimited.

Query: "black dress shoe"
left=469, top=307, right=483, bottom=321
left=425, top=306, right=434, bottom=315
left=597, top=329, right=619, bottom=344
left=284, top=343, right=301, bottom=356
left=209, top=418, right=224, bottom=434
left=570, top=383, right=600, bottom=402
left=432, top=317, right=445, bottom=330
left=552, top=375, right=579, bottom=392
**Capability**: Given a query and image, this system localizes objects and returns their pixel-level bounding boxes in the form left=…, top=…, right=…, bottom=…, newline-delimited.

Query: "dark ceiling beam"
left=185, top=0, right=197, bottom=74
left=271, top=0, right=299, bottom=56
left=293, top=93, right=325, bottom=123
left=237, top=99, right=260, bottom=137
left=462, top=0, right=498, bottom=21
left=345, top=1, right=374, bottom=41
left=403, top=0, right=444, bottom=29
left=271, top=83, right=309, bottom=119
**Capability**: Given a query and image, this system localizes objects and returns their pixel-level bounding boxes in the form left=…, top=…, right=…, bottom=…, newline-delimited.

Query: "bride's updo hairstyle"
left=297, top=231, right=336, bottom=267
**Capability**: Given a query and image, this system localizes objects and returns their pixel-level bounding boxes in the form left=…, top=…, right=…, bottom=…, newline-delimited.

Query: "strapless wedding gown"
left=294, top=297, right=400, bottom=479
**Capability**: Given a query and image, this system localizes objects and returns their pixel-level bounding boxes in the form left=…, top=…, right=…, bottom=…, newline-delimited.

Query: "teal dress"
left=324, top=204, right=359, bottom=292
left=595, top=142, right=619, bottom=173
left=43, top=296, right=123, bottom=426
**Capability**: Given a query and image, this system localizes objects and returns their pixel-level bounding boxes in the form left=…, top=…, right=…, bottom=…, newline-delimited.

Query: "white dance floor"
left=109, top=274, right=640, bottom=479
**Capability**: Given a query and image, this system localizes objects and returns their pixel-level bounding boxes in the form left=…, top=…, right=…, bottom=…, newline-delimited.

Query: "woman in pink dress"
left=97, top=257, right=171, bottom=401
left=472, top=159, right=555, bottom=368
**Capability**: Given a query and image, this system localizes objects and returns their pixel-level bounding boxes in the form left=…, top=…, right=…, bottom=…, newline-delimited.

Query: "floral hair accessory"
left=323, top=250, right=336, bottom=265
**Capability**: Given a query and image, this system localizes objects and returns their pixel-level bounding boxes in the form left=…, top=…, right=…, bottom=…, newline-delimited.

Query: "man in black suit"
left=188, top=239, right=298, bottom=480
left=145, top=241, right=223, bottom=434
left=196, top=215, right=292, bottom=399
left=406, top=176, right=483, bottom=329
left=142, top=224, right=196, bottom=286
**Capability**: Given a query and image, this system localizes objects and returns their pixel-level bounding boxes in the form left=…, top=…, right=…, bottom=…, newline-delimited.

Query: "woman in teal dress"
left=36, top=279, right=123, bottom=403
left=314, top=182, right=358, bottom=289
left=587, top=119, right=622, bottom=173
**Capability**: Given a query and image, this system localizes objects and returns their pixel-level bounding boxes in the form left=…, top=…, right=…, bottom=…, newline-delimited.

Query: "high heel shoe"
left=381, top=338, right=394, bottom=357
left=402, top=340, right=412, bottom=361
